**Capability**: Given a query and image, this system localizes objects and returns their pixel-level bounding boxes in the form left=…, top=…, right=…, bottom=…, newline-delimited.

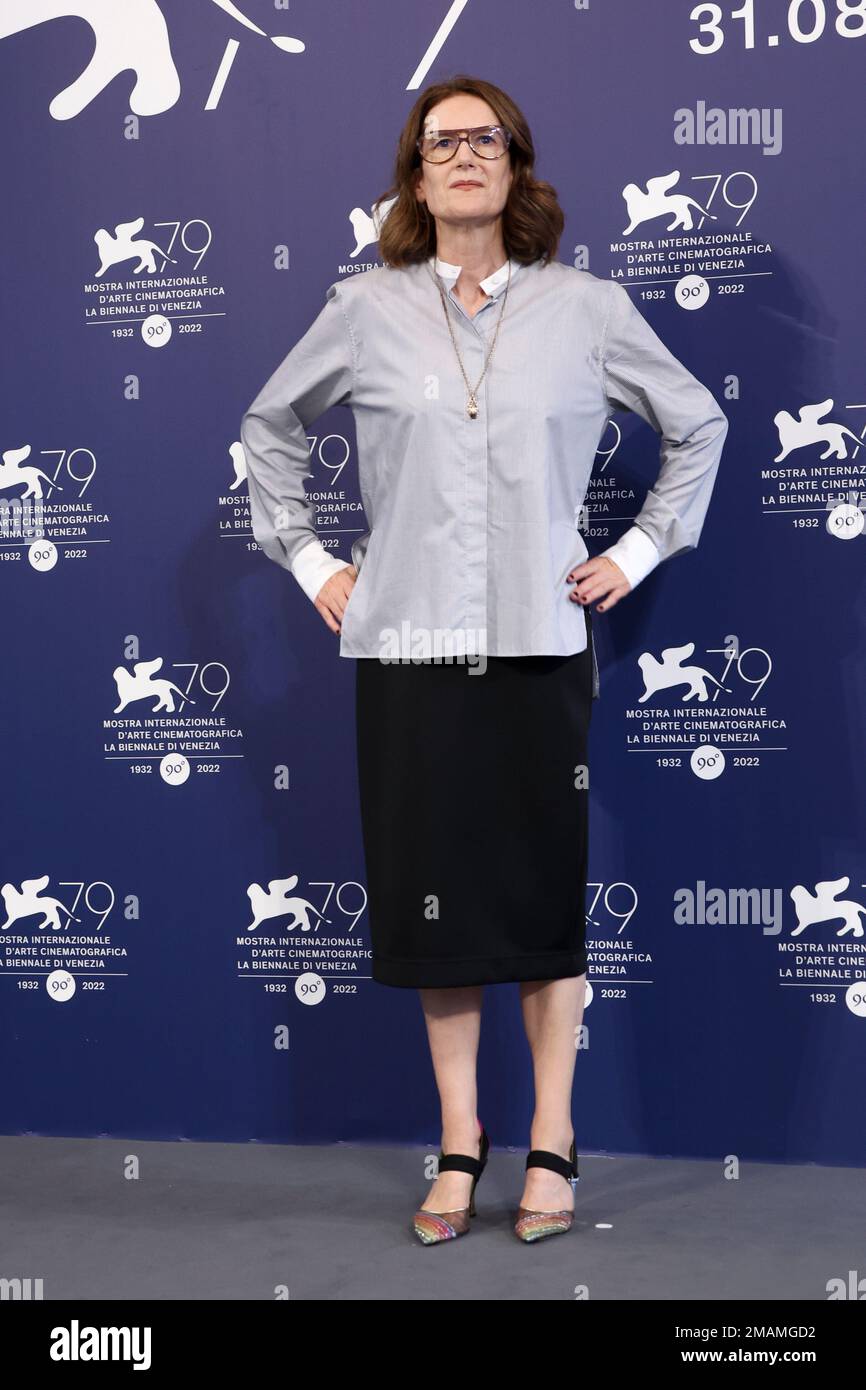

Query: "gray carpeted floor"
left=0, top=1136, right=859, bottom=1300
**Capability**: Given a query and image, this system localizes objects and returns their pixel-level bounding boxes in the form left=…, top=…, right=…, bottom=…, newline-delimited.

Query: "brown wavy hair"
left=375, top=75, right=564, bottom=269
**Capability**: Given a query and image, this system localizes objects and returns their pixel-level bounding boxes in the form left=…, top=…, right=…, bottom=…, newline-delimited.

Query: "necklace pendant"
left=467, top=397, right=478, bottom=419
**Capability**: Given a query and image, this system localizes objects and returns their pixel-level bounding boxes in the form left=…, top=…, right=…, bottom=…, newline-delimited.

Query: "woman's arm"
left=240, top=281, right=358, bottom=602
left=596, top=279, right=730, bottom=590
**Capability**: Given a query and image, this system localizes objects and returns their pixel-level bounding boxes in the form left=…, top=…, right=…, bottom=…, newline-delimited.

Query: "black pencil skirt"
left=354, top=611, right=595, bottom=989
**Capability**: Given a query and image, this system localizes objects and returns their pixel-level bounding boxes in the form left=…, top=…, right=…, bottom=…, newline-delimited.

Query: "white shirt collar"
left=429, top=254, right=520, bottom=300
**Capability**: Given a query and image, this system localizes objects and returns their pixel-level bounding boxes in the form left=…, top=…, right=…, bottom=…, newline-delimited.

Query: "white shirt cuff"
left=599, top=526, right=660, bottom=590
left=290, top=540, right=352, bottom=602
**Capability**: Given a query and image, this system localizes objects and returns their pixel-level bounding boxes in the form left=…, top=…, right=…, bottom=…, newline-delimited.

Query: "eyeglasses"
left=416, top=124, right=512, bottom=164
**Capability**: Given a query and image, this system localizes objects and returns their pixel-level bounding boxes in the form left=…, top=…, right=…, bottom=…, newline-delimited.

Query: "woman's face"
left=414, top=95, right=514, bottom=236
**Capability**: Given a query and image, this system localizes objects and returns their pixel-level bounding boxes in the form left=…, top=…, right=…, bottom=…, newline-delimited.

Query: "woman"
left=240, top=75, right=729, bottom=1246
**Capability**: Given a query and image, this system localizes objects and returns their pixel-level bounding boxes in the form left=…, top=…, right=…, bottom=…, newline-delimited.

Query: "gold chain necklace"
left=430, top=259, right=512, bottom=419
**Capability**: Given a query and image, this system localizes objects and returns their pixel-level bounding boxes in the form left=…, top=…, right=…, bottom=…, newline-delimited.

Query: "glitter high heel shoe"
left=514, top=1137, right=579, bottom=1243
left=413, top=1122, right=490, bottom=1245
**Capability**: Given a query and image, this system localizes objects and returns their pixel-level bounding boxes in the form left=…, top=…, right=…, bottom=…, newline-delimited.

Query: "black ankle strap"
left=437, top=1153, right=482, bottom=1177
left=526, top=1148, right=576, bottom=1181
left=437, top=1126, right=489, bottom=1178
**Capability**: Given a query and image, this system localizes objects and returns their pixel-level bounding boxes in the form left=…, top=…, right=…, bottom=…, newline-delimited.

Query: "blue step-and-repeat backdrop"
left=1, top=2, right=864, bottom=1166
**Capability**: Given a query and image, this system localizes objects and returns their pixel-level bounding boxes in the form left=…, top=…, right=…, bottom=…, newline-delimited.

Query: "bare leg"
left=518, top=973, right=586, bottom=1211
left=416, top=985, right=484, bottom=1213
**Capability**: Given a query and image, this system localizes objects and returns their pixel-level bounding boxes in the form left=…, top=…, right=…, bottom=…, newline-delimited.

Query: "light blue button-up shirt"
left=240, top=255, right=729, bottom=679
